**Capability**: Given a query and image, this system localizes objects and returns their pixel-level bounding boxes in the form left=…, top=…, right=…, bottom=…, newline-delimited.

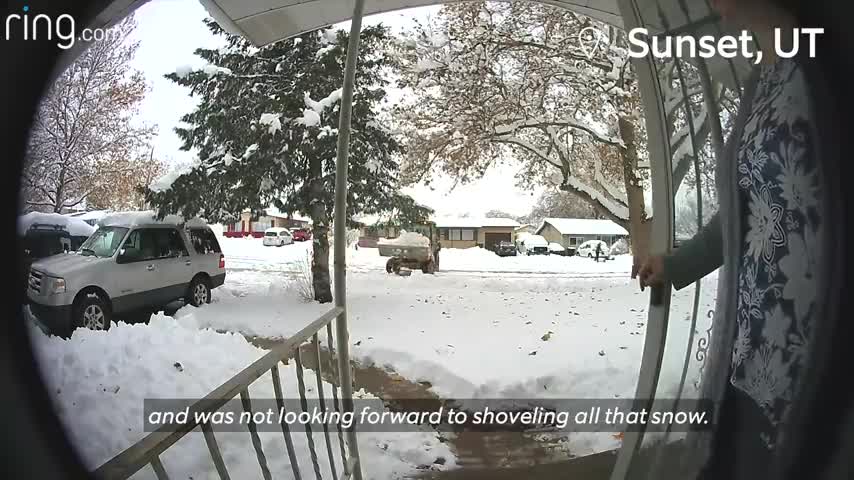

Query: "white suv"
left=27, top=215, right=226, bottom=336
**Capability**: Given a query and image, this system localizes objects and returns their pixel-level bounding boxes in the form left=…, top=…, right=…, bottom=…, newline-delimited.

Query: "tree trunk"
left=308, top=158, right=333, bottom=303
left=618, top=115, right=652, bottom=269
left=54, top=166, right=67, bottom=213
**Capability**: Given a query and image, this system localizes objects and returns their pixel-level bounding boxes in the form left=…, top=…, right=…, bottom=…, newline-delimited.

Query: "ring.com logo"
left=4, top=5, right=119, bottom=50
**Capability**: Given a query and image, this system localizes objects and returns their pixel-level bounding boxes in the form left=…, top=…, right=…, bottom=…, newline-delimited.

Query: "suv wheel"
left=188, top=277, right=211, bottom=307
left=74, top=294, right=111, bottom=331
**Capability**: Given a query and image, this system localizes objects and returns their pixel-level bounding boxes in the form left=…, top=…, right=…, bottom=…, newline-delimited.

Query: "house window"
left=568, top=237, right=580, bottom=247
left=449, top=229, right=475, bottom=241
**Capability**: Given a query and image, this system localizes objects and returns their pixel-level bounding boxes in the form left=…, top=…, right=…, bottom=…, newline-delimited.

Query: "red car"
left=292, top=228, right=312, bottom=241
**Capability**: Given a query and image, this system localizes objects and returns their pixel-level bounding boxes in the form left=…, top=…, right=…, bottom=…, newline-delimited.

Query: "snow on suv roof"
left=98, top=211, right=209, bottom=229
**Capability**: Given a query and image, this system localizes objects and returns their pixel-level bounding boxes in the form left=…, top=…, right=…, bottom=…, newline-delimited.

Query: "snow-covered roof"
left=538, top=218, right=629, bottom=236
left=434, top=217, right=520, bottom=229
left=352, top=214, right=387, bottom=226
left=18, top=212, right=96, bottom=237
left=523, top=235, right=548, bottom=246
left=65, top=210, right=110, bottom=222
left=262, top=205, right=311, bottom=223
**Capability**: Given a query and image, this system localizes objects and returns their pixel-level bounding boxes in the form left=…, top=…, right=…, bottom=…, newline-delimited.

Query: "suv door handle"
left=146, top=264, right=155, bottom=271
left=185, top=260, right=192, bottom=266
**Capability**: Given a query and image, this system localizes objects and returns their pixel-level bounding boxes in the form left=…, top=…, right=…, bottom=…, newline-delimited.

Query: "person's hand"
left=636, top=255, right=666, bottom=291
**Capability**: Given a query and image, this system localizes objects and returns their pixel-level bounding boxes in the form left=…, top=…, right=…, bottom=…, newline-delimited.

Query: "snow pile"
left=149, top=170, right=184, bottom=193
left=201, top=64, right=233, bottom=76
left=378, top=231, right=430, bottom=247
left=321, top=28, right=339, bottom=44
left=18, top=212, right=96, bottom=237
left=175, top=64, right=233, bottom=78
left=297, top=89, right=343, bottom=126
left=296, top=109, right=322, bottom=127
left=523, top=235, right=548, bottom=247
left=315, top=44, right=336, bottom=59
left=29, top=315, right=455, bottom=477
left=305, top=89, right=343, bottom=114
left=259, top=113, right=282, bottom=135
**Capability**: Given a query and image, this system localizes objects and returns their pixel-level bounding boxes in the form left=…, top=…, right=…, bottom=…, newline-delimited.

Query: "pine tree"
left=145, top=20, right=429, bottom=302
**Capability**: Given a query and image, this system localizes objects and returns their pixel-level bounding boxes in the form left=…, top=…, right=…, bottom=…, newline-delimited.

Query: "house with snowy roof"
left=434, top=217, right=520, bottom=251
left=536, top=218, right=629, bottom=252
left=224, top=206, right=311, bottom=238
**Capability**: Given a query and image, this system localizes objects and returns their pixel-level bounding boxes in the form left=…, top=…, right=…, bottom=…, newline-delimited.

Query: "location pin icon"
left=578, top=26, right=604, bottom=59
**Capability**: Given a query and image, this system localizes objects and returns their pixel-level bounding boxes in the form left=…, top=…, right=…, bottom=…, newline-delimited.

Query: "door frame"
left=610, top=1, right=676, bottom=478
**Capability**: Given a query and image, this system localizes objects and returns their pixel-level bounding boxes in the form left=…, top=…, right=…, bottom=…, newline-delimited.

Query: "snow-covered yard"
left=30, top=315, right=454, bottom=479
left=199, top=238, right=716, bottom=455
left=28, top=236, right=717, bottom=475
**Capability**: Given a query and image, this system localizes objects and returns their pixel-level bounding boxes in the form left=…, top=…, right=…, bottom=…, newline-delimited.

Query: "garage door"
left=484, top=233, right=511, bottom=251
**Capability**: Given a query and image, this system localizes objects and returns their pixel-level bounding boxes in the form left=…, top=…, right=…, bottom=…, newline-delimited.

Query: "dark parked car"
left=495, top=241, right=517, bottom=257
left=19, top=222, right=94, bottom=302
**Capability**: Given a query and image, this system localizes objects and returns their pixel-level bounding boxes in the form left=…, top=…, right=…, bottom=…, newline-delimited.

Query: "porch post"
left=333, top=0, right=366, bottom=479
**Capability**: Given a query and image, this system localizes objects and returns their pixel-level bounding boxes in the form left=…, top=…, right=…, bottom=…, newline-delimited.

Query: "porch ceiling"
left=199, top=0, right=751, bottom=89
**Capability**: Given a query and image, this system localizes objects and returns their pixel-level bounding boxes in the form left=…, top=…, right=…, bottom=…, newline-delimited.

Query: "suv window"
left=121, top=228, right=187, bottom=261
left=157, top=229, right=189, bottom=258
left=80, top=226, right=128, bottom=258
left=189, top=228, right=222, bottom=254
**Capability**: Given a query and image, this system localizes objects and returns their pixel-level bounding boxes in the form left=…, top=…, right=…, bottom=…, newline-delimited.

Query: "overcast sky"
left=129, top=0, right=542, bottom=218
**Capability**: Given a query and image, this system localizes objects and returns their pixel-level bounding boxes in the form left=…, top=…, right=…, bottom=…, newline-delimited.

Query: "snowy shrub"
left=610, top=238, right=629, bottom=255
left=291, top=249, right=314, bottom=302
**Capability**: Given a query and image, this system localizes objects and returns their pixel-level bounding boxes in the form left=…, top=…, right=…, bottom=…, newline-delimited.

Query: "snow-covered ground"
left=223, top=236, right=636, bottom=276
left=205, top=238, right=717, bottom=455
left=29, top=236, right=717, bottom=473
left=30, top=316, right=454, bottom=479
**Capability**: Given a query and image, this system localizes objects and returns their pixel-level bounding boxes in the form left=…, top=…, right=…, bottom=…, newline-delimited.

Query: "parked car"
left=494, top=241, right=517, bottom=257
left=520, top=234, right=549, bottom=255
left=548, top=242, right=567, bottom=256
left=576, top=240, right=611, bottom=260
left=292, top=228, right=312, bottom=242
left=263, top=227, right=293, bottom=246
left=27, top=215, right=226, bottom=336
left=18, top=214, right=96, bottom=300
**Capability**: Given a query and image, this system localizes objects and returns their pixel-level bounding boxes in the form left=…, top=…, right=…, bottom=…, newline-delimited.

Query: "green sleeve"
left=662, top=212, right=723, bottom=291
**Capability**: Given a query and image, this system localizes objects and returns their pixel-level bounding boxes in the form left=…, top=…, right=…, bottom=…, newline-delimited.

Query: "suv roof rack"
left=27, top=223, right=69, bottom=233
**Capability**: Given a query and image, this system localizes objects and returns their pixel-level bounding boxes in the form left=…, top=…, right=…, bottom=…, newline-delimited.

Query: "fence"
left=93, top=306, right=360, bottom=480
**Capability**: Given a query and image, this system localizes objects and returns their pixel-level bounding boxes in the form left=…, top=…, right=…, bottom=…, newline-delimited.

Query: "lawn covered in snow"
left=30, top=316, right=454, bottom=479
left=203, top=238, right=717, bottom=456
left=28, top=236, right=717, bottom=472
left=221, top=236, right=636, bottom=276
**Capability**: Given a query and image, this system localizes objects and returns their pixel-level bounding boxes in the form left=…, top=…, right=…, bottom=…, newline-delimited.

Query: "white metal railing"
left=93, top=307, right=358, bottom=480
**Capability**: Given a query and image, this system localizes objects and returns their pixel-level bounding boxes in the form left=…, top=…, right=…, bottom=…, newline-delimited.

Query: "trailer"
left=377, top=229, right=438, bottom=275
